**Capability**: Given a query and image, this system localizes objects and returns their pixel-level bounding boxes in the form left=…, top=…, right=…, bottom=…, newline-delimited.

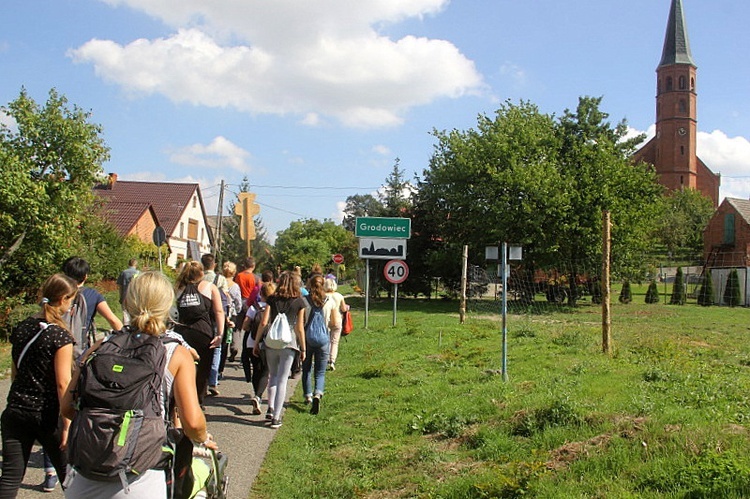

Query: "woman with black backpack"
left=0, top=274, right=77, bottom=497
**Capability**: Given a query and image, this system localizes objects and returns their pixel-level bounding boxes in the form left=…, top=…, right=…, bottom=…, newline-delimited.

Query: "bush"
left=697, top=272, right=714, bottom=306
left=645, top=281, right=660, bottom=304
left=723, top=268, right=742, bottom=307
left=670, top=266, right=686, bottom=305
left=618, top=280, right=632, bottom=304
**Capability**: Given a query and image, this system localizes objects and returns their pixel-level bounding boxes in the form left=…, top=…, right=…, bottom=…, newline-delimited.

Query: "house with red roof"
left=95, top=174, right=214, bottom=268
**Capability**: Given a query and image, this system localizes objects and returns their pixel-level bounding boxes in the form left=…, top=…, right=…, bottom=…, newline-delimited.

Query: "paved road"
left=0, top=359, right=298, bottom=498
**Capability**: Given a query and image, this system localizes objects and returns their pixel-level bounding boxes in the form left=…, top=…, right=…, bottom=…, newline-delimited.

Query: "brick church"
left=632, top=0, right=720, bottom=207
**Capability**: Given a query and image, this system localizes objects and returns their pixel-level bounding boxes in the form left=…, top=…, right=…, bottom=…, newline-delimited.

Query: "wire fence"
left=467, top=250, right=750, bottom=316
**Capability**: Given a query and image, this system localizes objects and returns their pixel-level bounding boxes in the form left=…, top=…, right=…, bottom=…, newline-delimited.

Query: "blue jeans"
left=208, top=346, right=222, bottom=387
left=302, top=342, right=329, bottom=397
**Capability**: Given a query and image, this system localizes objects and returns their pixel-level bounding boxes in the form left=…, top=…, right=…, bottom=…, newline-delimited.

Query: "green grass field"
left=5, top=284, right=750, bottom=497
left=252, top=296, right=750, bottom=498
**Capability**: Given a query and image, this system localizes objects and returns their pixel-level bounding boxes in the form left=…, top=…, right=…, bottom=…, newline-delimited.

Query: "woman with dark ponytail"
left=0, top=273, right=77, bottom=496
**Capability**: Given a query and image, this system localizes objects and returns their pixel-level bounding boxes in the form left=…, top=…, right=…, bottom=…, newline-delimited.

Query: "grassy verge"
left=252, top=297, right=750, bottom=498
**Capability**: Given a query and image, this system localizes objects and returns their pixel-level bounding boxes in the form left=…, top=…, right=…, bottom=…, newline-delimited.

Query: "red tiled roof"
left=99, top=201, right=158, bottom=237
left=94, top=180, right=202, bottom=236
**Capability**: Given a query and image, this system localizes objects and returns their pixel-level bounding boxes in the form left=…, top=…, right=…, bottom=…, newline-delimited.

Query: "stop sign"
left=332, top=253, right=344, bottom=265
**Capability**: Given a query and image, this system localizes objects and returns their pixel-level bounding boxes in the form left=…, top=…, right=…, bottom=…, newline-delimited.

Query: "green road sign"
left=355, top=217, right=411, bottom=239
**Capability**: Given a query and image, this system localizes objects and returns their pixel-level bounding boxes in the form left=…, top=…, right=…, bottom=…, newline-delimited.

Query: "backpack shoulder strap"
left=16, top=321, right=51, bottom=368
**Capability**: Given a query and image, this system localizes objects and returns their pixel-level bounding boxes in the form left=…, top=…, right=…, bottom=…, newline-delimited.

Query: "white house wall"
left=166, top=192, right=213, bottom=268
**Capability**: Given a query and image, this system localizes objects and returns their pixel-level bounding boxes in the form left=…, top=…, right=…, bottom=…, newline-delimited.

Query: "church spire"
left=659, top=0, right=695, bottom=67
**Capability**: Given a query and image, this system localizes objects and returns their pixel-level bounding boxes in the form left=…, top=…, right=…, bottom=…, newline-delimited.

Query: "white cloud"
left=333, top=200, right=347, bottom=224
left=697, top=130, right=750, bottom=177
left=168, top=136, right=251, bottom=173
left=0, top=110, right=17, bottom=131
left=71, top=0, right=484, bottom=127
left=372, top=144, right=391, bottom=156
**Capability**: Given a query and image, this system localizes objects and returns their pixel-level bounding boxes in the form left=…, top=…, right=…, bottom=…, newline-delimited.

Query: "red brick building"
left=632, top=0, right=720, bottom=207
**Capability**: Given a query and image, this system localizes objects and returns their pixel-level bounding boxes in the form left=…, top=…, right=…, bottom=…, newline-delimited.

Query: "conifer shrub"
left=645, top=280, right=660, bottom=304
left=697, top=272, right=714, bottom=306
left=618, top=280, right=632, bottom=304
left=670, top=266, right=686, bottom=305
left=723, top=269, right=742, bottom=307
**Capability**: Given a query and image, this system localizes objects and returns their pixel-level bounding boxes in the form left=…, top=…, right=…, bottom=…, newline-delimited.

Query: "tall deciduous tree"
left=416, top=98, right=662, bottom=300
left=342, top=194, right=383, bottom=232
left=274, top=219, right=358, bottom=274
left=654, top=189, right=714, bottom=262
left=0, top=88, right=110, bottom=295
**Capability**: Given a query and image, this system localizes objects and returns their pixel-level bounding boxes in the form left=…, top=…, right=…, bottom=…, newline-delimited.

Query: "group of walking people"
left=0, top=255, right=348, bottom=497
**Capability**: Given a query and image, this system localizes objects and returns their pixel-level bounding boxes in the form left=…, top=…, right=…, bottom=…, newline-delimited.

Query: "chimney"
left=107, top=173, right=118, bottom=190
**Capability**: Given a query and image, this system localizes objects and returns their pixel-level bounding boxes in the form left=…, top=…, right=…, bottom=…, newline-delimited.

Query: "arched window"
left=691, top=77, right=695, bottom=91
left=680, top=175, right=684, bottom=185
left=681, top=146, right=685, bottom=155
left=679, top=76, right=686, bottom=89
left=679, top=99, right=687, bottom=113
left=667, top=77, right=673, bottom=90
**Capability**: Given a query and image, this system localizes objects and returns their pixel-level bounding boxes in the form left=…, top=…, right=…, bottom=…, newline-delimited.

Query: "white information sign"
left=359, top=238, right=407, bottom=260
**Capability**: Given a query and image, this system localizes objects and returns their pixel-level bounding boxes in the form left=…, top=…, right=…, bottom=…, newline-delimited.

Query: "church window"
left=691, top=77, right=695, bottom=90
left=680, top=175, right=684, bottom=185
left=681, top=146, right=685, bottom=155
left=679, top=99, right=687, bottom=113
left=679, top=76, right=686, bottom=89
left=666, top=77, right=673, bottom=90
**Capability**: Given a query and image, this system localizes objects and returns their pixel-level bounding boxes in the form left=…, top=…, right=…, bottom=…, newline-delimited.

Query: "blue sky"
left=2, top=0, right=749, bottom=241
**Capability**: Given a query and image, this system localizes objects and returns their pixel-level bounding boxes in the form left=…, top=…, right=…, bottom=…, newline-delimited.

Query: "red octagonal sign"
left=384, top=259, right=409, bottom=284
left=332, top=253, right=344, bottom=265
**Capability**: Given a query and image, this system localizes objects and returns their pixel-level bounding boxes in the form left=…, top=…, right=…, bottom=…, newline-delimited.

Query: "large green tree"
left=0, top=88, right=110, bottom=295
left=653, top=188, right=714, bottom=262
left=274, top=219, right=358, bottom=274
left=342, top=194, right=383, bottom=232
left=416, top=97, right=662, bottom=302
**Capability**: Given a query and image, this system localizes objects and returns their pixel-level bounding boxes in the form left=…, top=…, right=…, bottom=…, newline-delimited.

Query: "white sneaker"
left=250, top=396, right=262, bottom=415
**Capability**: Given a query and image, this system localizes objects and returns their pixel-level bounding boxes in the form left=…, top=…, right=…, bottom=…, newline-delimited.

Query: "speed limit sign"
left=384, top=259, right=409, bottom=284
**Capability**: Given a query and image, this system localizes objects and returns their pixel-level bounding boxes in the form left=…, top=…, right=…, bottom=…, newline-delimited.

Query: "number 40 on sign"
left=384, top=259, right=409, bottom=284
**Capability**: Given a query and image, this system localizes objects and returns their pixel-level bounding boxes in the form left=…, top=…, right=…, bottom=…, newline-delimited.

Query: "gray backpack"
left=68, top=328, right=168, bottom=492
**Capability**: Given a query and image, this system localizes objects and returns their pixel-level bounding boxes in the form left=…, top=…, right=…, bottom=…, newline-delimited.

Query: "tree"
left=669, top=267, right=686, bottom=305
left=378, top=158, right=413, bottom=216
left=654, top=189, right=714, bottom=262
left=697, top=272, right=714, bottom=306
left=645, top=281, right=660, bottom=304
left=342, top=194, right=383, bottom=232
left=274, top=219, right=358, bottom=274
left=0, top=88, right=110, bottom=295
left=618, top=280, right=632, bottom=304
left=723, top=269, right=742, bottom=307
left=416, top=98, right=662, bottom=302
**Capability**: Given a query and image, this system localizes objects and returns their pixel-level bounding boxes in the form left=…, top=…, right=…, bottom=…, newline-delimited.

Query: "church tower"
left=633, top=0, right=720, bottom=206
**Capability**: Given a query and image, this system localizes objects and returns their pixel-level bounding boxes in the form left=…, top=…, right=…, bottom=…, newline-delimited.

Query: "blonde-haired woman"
left=324, top=278, right=347, bottom=371
left=174, top=261, right=225, bottom=405
left=62, top=271, right=217, bottom=498
left=0, top=274, right=77, bottom=495
left=218, top=261, right=243, bottom=378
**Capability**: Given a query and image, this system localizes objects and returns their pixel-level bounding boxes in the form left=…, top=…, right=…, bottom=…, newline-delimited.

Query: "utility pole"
left=215, top=179, right=225, bottom=261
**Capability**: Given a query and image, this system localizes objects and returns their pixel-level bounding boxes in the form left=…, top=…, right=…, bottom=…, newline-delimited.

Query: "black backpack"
left=68, top=328, right=168, bottom=491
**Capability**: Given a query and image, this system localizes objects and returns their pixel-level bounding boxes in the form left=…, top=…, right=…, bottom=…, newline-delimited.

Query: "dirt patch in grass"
left=546, top=416, right=647, bottom=471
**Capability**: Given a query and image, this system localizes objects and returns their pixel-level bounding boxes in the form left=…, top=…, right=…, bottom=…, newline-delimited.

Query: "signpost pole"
left=501, top=242, right=508, bottom=382
left=393, top=283, right=398, bottom=326
left=365, top=259, right=370, bottom=329
left=158, top=246, right=163, bottom=273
